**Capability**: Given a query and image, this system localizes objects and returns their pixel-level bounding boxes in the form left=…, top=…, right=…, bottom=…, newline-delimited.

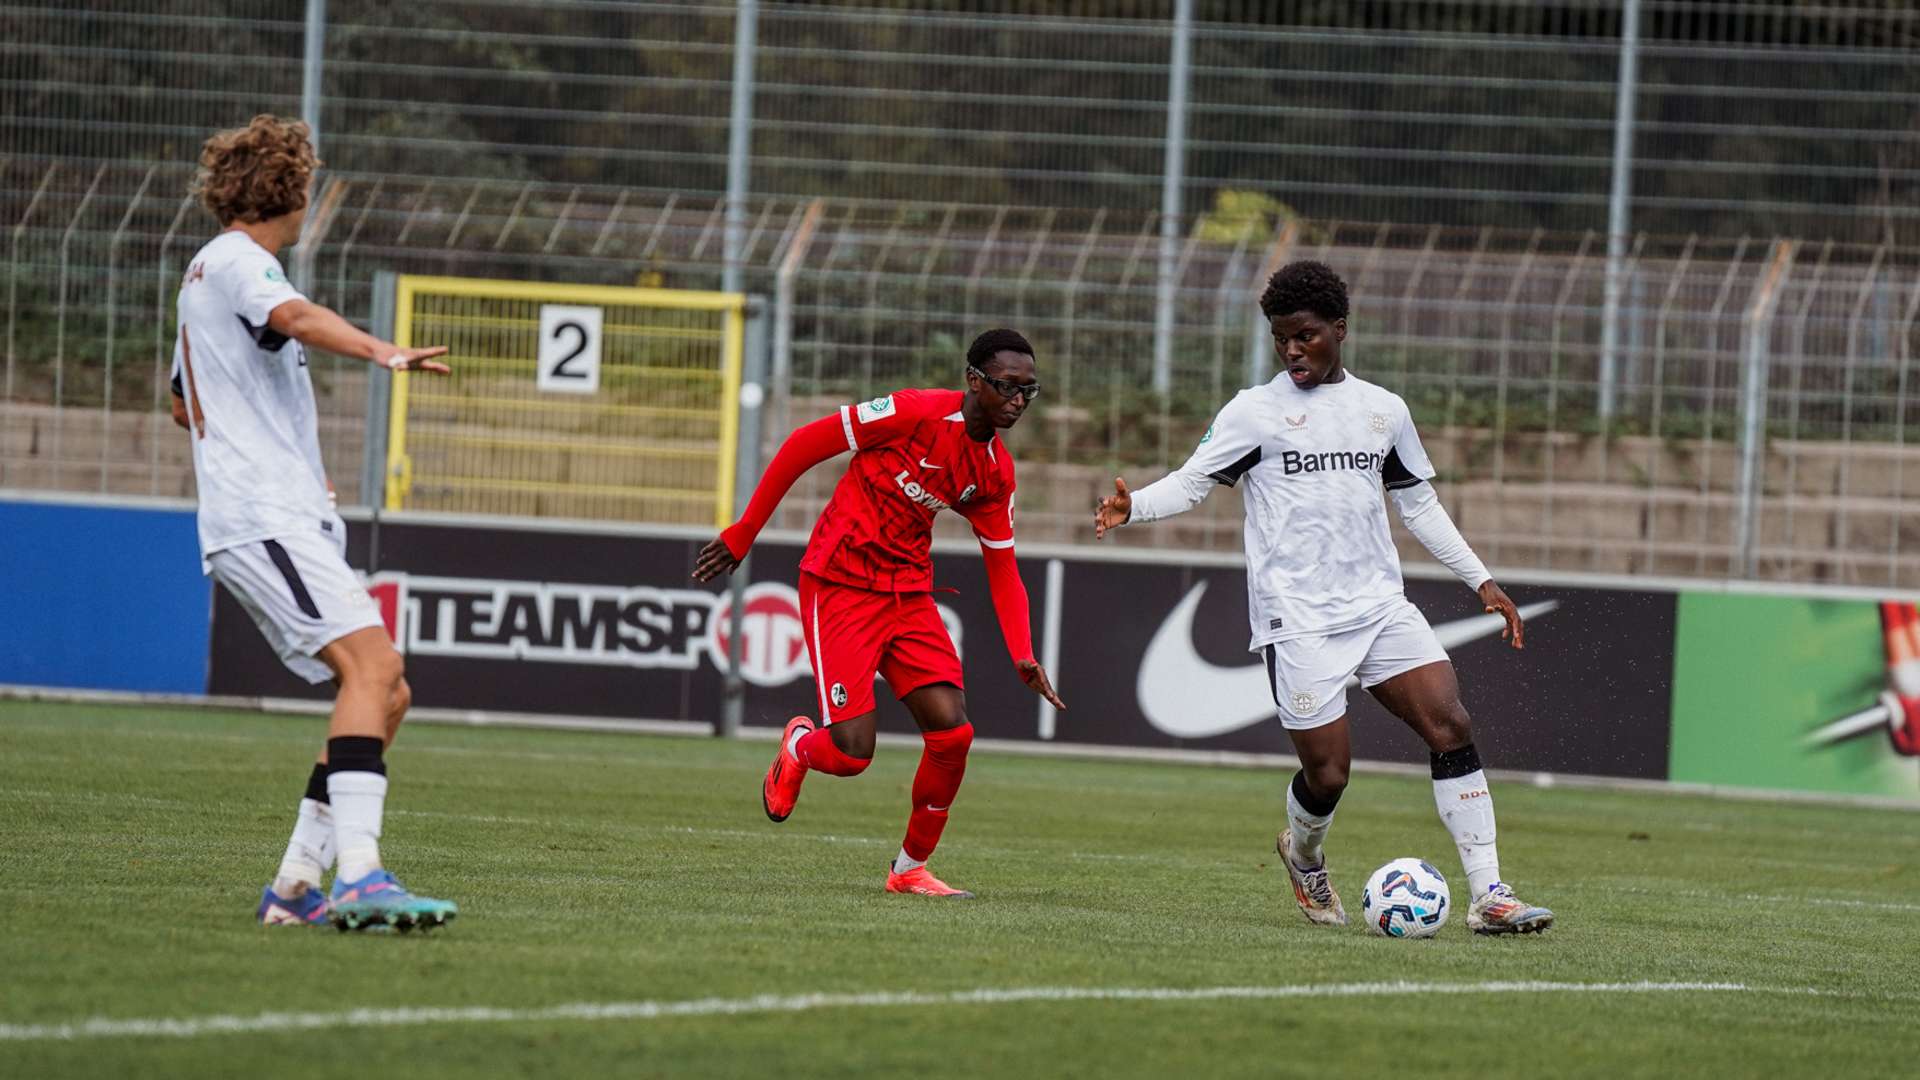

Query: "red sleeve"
left=961, top=450, right=1030, bottom=664
left=717, top=413, right=849, bottom=559
left=979, top=543, right=1034, bottom=665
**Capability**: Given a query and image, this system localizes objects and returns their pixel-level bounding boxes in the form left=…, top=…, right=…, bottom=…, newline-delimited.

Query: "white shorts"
left=1261, top=599, right=1450, bottom=730
left=206, top=526, right=386, bottom=684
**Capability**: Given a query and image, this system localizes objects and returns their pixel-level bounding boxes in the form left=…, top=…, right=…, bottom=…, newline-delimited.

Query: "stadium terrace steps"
left=0, top=401, right=365, bottom=504
left=6, top=396, right=1919, bottom=586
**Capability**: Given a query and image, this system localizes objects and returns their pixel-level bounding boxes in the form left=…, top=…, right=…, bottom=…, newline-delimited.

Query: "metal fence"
left=7, top=159, right=1920, bottom=587
left=3, top=1, right=1915, bottom=243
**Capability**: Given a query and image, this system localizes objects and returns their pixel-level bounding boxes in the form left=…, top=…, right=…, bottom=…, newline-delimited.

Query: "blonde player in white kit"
left=1094, top=260, right=1553, bottom=935
left=169, top=114, right=456, bottom=932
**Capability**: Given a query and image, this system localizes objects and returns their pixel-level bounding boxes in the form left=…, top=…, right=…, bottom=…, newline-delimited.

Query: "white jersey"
left=1129, top=371, right=1436, bottom=651
left=172, top=231, right=334, bottom=568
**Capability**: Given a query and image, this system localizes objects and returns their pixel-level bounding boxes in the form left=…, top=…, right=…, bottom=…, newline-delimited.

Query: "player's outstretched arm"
left=692, top=413, right=852, bottom=582
left=266, top=298, right=450, bottom=373
left=1099, top=394, right=1261, bottom=537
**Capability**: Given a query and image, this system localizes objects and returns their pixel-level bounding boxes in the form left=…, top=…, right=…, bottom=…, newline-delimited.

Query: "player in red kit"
left=694, top=328, right=1066, bottom=898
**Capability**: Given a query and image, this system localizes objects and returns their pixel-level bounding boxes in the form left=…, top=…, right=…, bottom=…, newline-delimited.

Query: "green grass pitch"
left=2, top=700, right=1915, bottom=1078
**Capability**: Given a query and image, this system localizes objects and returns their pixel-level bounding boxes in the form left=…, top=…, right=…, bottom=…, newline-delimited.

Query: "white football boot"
left=1466, top=882, right=1554, bottom=935
left=1277, top=830, right=1348, bottom=926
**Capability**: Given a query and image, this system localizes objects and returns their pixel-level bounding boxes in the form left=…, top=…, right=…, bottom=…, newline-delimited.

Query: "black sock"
left=1289, top=770, right=1342, bottom=816
left=304, top=761, right=331, bottom=804
left=326, top=736, right=386, bottom=777
left=1430, top=742, right=1483, bottom=780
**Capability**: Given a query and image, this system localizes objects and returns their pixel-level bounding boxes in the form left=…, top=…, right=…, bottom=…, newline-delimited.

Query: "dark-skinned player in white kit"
left=1096, top=260, right=1553, bottom=934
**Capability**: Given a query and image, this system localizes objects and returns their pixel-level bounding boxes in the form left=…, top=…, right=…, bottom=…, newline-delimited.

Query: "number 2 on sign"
left=537, top=304, right=603, bottom=394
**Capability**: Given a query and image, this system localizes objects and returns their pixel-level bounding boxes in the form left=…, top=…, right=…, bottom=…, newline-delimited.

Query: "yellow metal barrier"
left=385, top=276, right=745, bottom=527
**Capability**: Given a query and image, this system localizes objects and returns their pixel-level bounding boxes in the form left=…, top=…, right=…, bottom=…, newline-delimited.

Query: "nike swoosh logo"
left=925, top=804, right=950, bottom=813
left=1137, top=581, right=1559, bottom=740
left=919, top=457, right=943, bottom=469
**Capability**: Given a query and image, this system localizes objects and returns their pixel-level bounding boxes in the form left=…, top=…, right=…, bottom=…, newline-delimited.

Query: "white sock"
left=892, top=847, right=926, bottom=874
left=787, top=726, right=808, bottom=759
left=1286, top=778, right=1335, bottom=868
left=271, top=798, right=334, bottom=897
left=1433, top=769, right=1501, bottom=895
left=328, top=771, right=388, bottom=883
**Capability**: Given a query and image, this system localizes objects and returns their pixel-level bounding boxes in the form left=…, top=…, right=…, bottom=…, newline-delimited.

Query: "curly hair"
left=1259, top=260, right=1349, bottom=322
left=966, top=328, right=1035, bottom=372
left=193, top=114, right=320, bottom=226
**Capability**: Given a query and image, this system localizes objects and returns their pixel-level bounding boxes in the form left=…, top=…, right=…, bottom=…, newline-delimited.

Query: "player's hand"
left=1478, top=580, right=1524, bottom=650
left=692, top=537, right=742, bottom=583
left=385, top=346, right=451, bottom=375
left=1017, top=660, right=1066, bottom=711
left=1093, top=477, right=1132, bottom=540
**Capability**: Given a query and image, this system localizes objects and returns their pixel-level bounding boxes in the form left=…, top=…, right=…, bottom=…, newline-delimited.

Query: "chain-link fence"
left=7, top=159, right=1920, bottom=586
left=3, top=1, right=1915, bottom=243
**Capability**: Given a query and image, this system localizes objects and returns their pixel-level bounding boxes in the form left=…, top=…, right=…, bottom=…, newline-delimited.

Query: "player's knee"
left=1429, top=705, right=1472, bottom=751
left=830, top=722, right=876, bottom=760
left=367, top=647, right=405, bottom=695
left=387, top=676, right=412, bottom=722
left=1306, top=760, right=1349, bottom=799
left=342, top=644, right=404, bottom=699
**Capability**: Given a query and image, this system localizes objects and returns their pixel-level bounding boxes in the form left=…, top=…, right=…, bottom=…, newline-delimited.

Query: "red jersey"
left=800, top=389, right=1016, bottom=593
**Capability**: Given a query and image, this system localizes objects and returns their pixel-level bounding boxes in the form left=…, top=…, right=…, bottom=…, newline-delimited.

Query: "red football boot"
left=884, top=864, right=975, bottom=899
left=763, top=716, right=813, bottom=822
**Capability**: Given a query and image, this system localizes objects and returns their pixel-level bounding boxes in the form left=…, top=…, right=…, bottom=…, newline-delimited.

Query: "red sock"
left=902, top=724, right=973, bottom=862
left=795, top=725, right=870, bottom=776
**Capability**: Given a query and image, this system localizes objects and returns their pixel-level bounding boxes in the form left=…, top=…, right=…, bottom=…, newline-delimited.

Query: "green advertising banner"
left=1670, top=593, right=1920, bottom=799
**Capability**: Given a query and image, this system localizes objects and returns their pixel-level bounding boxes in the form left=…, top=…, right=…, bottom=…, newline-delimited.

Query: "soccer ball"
left=1360, top=858, right=1451, bottom=938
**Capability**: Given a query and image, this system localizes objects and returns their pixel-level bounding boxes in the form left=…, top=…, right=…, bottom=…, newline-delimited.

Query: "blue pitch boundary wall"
left=0, top=495, right=211, bottom=694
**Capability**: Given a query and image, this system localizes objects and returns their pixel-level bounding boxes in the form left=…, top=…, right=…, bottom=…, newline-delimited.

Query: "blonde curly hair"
left=193, top=114, right=321, bottom=226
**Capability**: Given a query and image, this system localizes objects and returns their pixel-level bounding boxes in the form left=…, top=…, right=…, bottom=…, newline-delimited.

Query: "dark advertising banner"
left=210, top=516, right=1676, bottom=779
left=208, top=519, right=1040, bottom=744
left=1053, top=562, right=1677, bottom=777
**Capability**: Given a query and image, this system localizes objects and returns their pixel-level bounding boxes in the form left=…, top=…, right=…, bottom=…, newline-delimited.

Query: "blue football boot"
left=257, top=882, right=330, bottom=927
left=328, top=869, right=458, bottom=933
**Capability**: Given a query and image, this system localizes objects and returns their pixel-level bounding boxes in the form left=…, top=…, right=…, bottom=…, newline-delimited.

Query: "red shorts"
left=799, top=571, right=963, bottom=724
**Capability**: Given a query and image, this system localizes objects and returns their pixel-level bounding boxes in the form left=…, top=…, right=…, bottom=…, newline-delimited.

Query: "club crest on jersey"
left=830, top=682, right=848, bottom=708
left=1370, top=412, right=1389, bottom=433
left=894, top=469, right=950, bottom=512
left=856, top=395, right=897, bottom=423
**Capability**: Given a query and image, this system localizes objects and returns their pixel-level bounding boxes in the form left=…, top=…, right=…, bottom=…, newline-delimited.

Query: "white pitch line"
left=1581, top=883, right=1920, bottom=914
left=0, top=981, right=1845, bottom=1043
left=1736, top=893, right=1920, bottom=913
